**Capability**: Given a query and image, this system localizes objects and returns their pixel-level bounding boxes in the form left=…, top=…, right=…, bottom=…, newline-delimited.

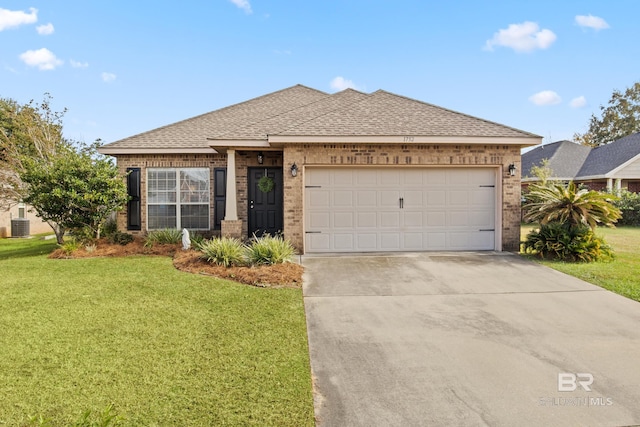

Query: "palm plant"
left=523, top=181, right=621, bottom=230
left=522, top=181, right=621, bottom=261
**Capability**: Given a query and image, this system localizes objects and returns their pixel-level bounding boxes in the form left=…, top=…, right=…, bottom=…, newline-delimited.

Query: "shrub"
left=198, top=237, right=246, bottom=267
left=246, top=234, right=295, bottom=265
left=145, top=228, right=182, bottom=247
left=60, top=240, right=80, bottom=255
left=108, top=231, right=135, bottom=246
left=522, top=222, right=613, bottom=262
left=101, top=218, right=118, bottom=239
left=613, top=190, right=640, bottom=226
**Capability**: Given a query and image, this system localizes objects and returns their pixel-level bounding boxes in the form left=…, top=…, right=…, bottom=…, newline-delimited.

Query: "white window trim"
left=146, top=167, right=210, bottom=230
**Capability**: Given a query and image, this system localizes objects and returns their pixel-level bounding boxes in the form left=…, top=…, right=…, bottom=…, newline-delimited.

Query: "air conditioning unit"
left=11, top=218, right=30, bottom=237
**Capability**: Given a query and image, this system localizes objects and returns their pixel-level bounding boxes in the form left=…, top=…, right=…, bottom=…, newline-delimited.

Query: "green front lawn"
left=521, top=225, right=640, bottom=302
left=0, top=237, right=314, bottom=426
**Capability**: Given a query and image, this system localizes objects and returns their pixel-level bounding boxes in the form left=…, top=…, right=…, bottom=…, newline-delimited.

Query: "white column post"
left=616, top=178, right=622, bottom=194
left=225, top=149, right=238, bottom=221
left=607, top=178, right=613, bottom=193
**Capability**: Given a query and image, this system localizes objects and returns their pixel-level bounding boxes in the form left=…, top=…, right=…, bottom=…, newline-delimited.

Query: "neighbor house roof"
left=522, top=133, right=640, bottom=181
left=577, top=133, right=640, bottom=178
left=99, top=84, right=541, bottom=154
left=522, top=140, right=591, bottom=180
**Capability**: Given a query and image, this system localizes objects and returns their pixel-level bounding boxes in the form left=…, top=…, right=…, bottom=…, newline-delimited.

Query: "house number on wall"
left=403, top=136, right=415, bottom=142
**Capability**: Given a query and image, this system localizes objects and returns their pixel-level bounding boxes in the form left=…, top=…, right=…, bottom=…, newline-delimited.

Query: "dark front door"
left=248, top=167, right=283, bottom=237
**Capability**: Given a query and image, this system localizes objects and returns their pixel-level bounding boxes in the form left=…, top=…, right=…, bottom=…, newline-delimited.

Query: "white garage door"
left=304, top=167, right=497, bottom=252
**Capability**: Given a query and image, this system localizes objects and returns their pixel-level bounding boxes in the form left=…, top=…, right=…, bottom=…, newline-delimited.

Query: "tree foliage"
left=0, top=94, right=66, bottom=207
left=1, top=95, right=128, bottom=244
left=573, top=81, right=640, bottom=147
left=20, top=142, right=128, bottom=244
left=523, top=181, right=621, bottom=230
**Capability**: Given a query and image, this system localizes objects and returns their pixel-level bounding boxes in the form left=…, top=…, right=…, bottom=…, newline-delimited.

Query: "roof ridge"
left=267, top=89, right=373, bottom=136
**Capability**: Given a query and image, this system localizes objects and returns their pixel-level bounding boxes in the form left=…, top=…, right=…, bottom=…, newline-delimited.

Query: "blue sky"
left=1, top=1, right=638, bottom=147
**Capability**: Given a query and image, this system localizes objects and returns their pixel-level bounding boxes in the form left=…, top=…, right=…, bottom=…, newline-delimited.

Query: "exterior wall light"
left=508, top=163, right=517, bottom=177
left=291, top=163, right=298, bottom=177
left=257, top=151, right=264, bottom=164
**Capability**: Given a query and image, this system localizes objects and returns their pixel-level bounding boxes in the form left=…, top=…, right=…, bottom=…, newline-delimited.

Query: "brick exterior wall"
left=283, top=143, right=522, bottom=252
left=114, top=144, right=522, bottom=252
left=114, top=151, right=282, bottom=237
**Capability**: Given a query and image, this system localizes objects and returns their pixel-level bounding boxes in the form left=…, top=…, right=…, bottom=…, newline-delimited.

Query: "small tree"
left=20, top=142, right=129, bottom=244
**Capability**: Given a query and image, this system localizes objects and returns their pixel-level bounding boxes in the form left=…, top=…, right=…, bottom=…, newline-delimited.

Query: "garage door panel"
left=308, top=190, right=330, bottom=207
left=357, top=234, right=377, bottom=249
left=305, top=167, right=496, bottom=252
left=357, top=212, right=377, bottom=228
left=333, top=190, right=354, bottom=207
left=333, top=170, right=354, bottom=187
left=426, top=212, right=447, bottom=227
left=427, top=191, right=447, bottom=207
left=449, top=211, right=470, bottom=227
left=308, top=212, right=330, bottom=228
left=357, top=171, right=377, bottom=185
left=380, top=212, right=400, bottom=228
left=357, top=191, right=377, bottom=207
left=404, top=211, right=424, bottom=227
left=380, top=233, right=400, bottom=250
left=334, top=234, right=354, bottom=250
left=333, top=212, right=353, bottom=228
left=380, top=190, right=400, bottom=207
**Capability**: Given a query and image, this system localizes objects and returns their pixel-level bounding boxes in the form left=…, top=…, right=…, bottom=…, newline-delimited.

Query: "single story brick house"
left=522, top=133, right=640, bottom=193
left=98, top=85, right=541, bottom=253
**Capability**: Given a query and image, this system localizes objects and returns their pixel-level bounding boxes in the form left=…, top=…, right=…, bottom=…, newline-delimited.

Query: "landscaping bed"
left=48, top=237, right=304, bottom=288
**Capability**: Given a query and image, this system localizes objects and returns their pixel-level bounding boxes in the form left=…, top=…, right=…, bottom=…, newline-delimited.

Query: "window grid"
left=147, top=168, right=210, bottom=230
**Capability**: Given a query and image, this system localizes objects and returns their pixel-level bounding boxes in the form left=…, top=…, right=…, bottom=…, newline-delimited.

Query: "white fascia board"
left=608, top=153, right=640, bottom=177
left=97, top=147, right=218, bottom=155
left=267, top=135, right=542, bottom=146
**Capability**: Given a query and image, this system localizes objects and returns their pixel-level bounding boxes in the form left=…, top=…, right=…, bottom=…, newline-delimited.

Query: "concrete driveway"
left=302, top=252, right=640, bottom=427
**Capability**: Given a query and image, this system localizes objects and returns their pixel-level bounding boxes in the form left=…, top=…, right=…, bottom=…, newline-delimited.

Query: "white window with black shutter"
left=147, top=168, right=210, bottom=230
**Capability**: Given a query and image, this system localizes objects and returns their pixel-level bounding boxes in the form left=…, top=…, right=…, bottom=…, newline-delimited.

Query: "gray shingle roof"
left=277, top=90, right=538, bottom=138
left=102, top=85, right=329, bottom=150
left=577, top=133, right=640, bottom=176
left=522, top=133, right=640, bottom=180
left=100, top=84, right=540, bottom=152
left=522, top=140, right=591, bottom=179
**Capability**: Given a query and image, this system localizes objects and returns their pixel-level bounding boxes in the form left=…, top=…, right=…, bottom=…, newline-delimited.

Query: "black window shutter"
left=127, top=168, right=141, bottom=230
left=214, top=168, right=226, bottom=229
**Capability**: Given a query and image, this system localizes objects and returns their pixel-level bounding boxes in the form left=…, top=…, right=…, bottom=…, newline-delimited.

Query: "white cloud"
left=484, top=21, right=556, bottom=53
left=70, top=59, right=89, bottom=68
left=570, top=96, right=587, bottom=108
left=230, top=0, right=252, bottom=14
left=575, top=15, right=609, bottom=31
left=0, top=7, right=38, bottom=31
left=330, top=76, right=359, bottom=92
left=19, top=48, right=63, bottom=70
left=101, top=72, right=116, bottom=82
left=36, top=22, right=54, bottom=35
left=529, top=90, right=562, bottom=106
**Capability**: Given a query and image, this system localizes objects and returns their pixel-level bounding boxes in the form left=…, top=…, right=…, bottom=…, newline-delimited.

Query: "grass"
left=0, top=237, right=314, bottom=426
left=521, top=225, right=640, bottom=302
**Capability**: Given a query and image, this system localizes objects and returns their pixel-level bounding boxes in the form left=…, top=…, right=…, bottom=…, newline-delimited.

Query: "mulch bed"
left=48, top=238, right=304, bottom=288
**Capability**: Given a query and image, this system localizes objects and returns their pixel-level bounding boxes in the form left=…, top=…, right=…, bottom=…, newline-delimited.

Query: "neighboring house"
left=522, top=133, right=640, bottom=193
left=98, top=85, right=541, bottom=253
left=0, top=203, right=52, bottom=238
